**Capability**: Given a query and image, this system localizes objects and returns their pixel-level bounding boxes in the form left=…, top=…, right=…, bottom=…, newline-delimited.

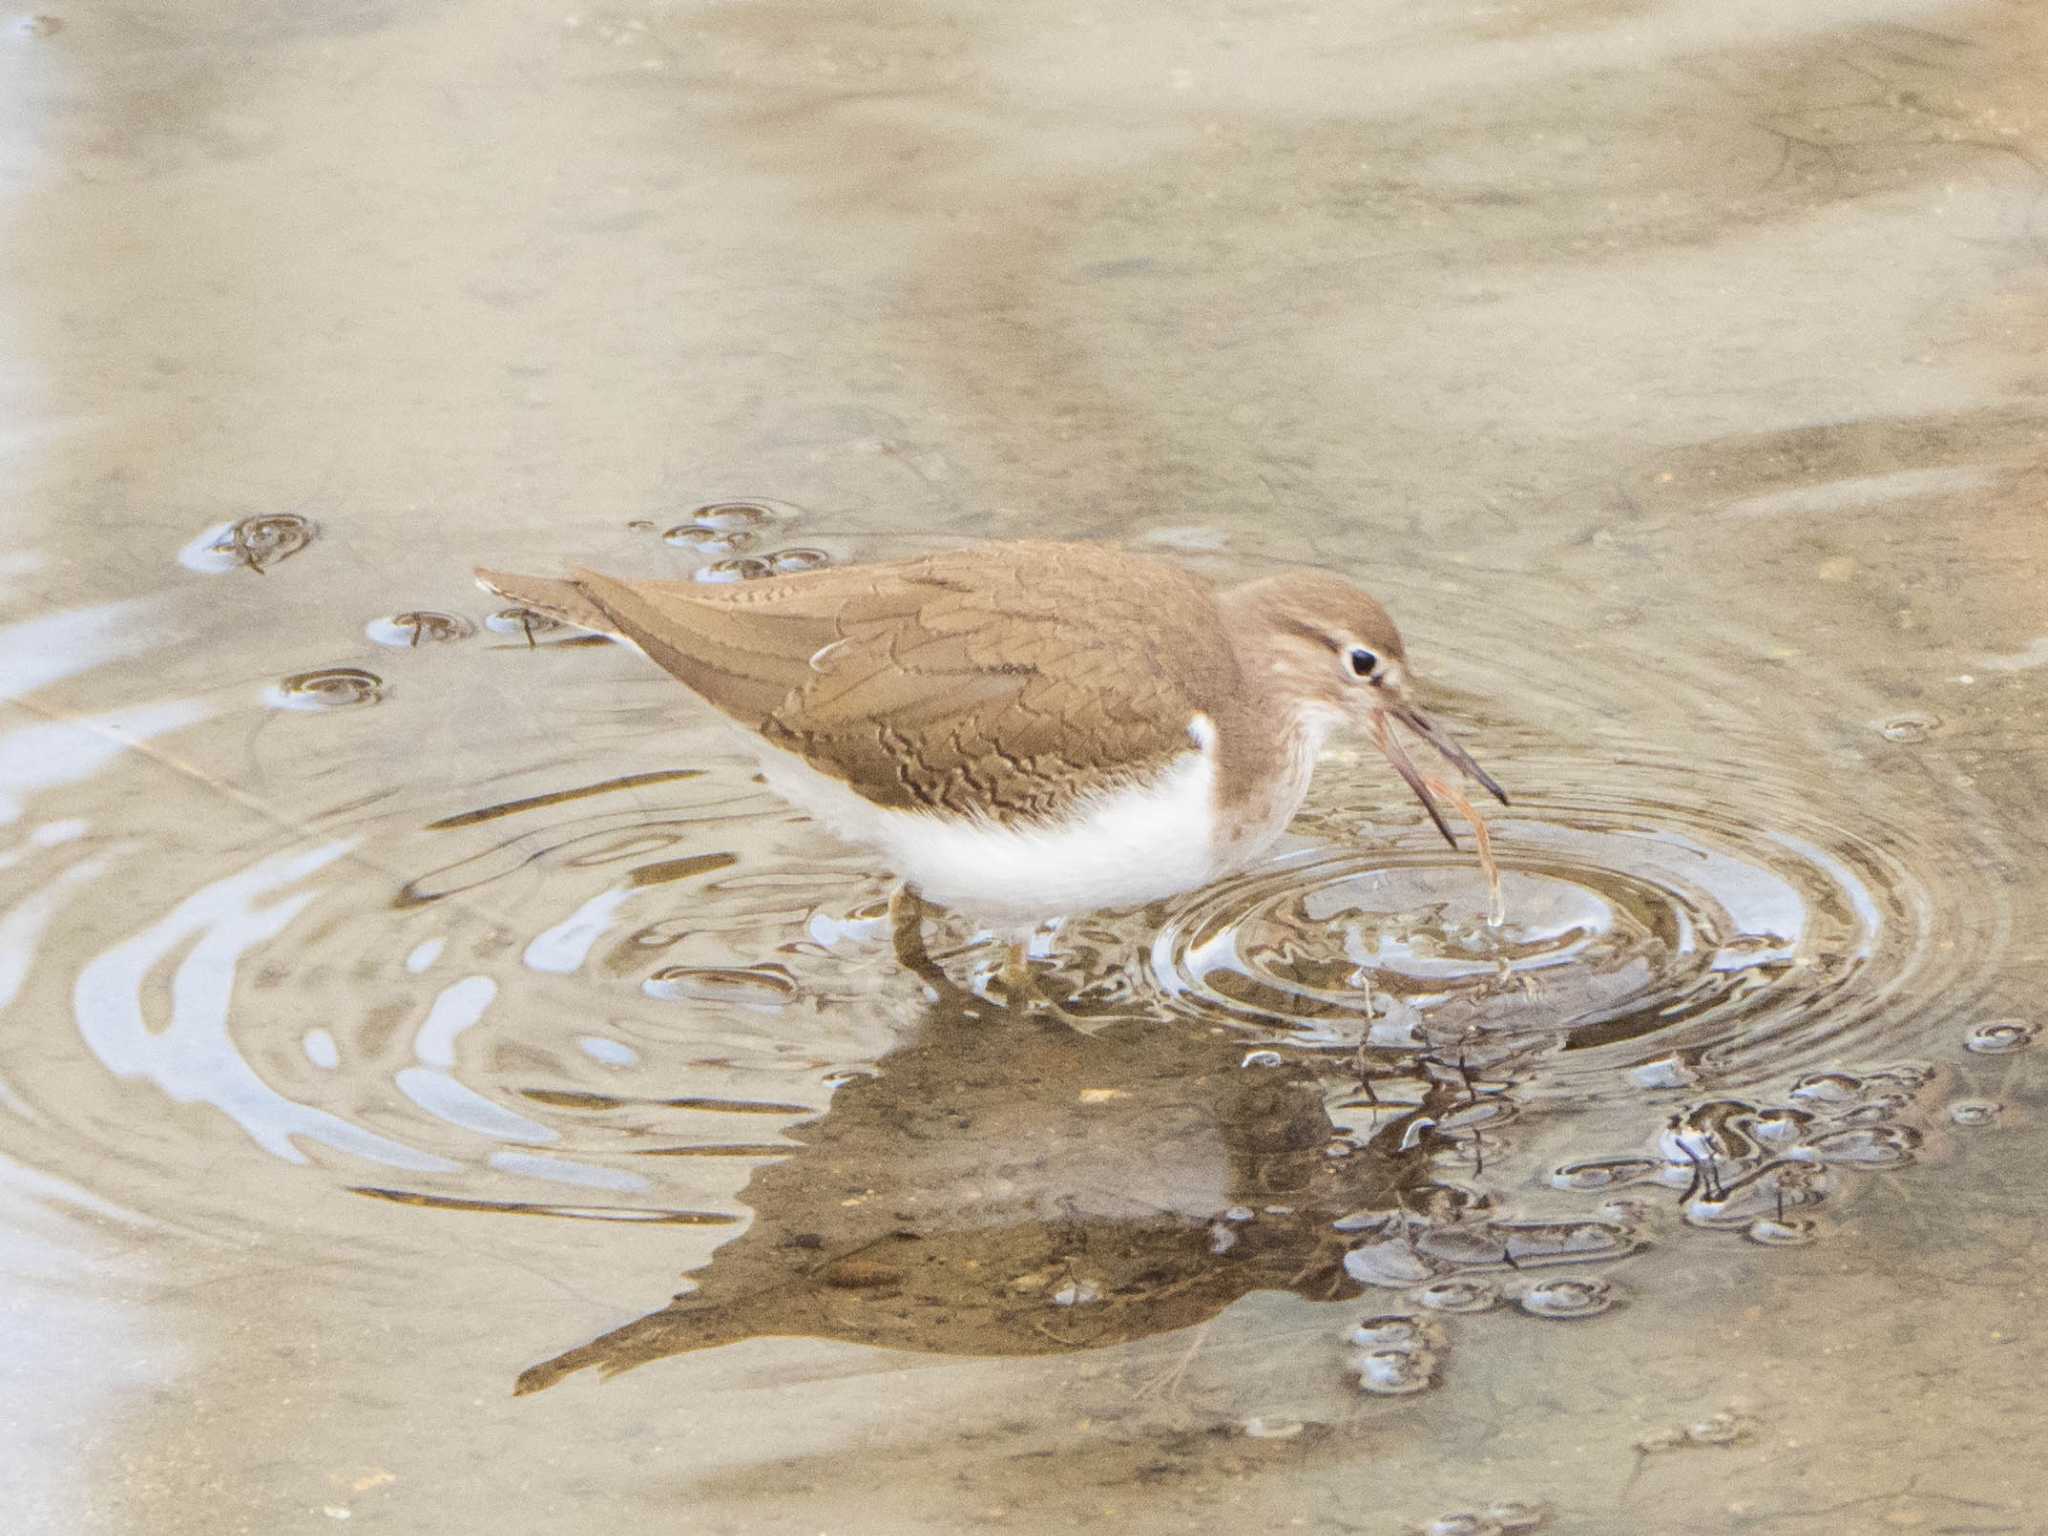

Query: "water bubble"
left=1947, top=1099, right=2003, bottom=1128
left=1240, top=1049, right=1287, bottom=1068
left=663, top=524, right=758, bottom=555
left=1348, top=1314, right=1446, bottom=1352
left=1411, top=1277, right=1499, bottom=1314
left=1876, top=712, right=1939, bottom=743
left=181, top=513, right=318, bottom=574
left=1516, top=1276, right=1616, bottom=1319
left=1492, top=1219, right=1639, bottom=1267
left=1788, top=1072, right=1863, bottom=1105
left=1746, top=1107, right=1814, bottom=1145
left=266, top=667, right=382, bottom=711
left=1354, top=1347, right=1437, bottom=1395
left=765, top=547, right=832, bottom=575
left=1685, top=1411, right=1757, bottom=1446
left=365, top=611, right=475, bottom=648
left=1744, top=1217, right=1817, bottom=1246
left=642, top=964, right=799, bottom=1007
left=484, top=606, right=566, bottom=641
left=1221, top=1205, right=1255, bottom=1224
left=688, top=500, right=778, bottom=531
left=1964, top=1018, right=2035, bottom=1055
left=692, top=556, right=775, bottom=584
left=1485, top=1503, right=1547, bottom=1532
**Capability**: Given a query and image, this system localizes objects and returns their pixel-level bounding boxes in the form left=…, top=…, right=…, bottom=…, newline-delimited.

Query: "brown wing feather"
left=476, top=543, right=1242, bottom=822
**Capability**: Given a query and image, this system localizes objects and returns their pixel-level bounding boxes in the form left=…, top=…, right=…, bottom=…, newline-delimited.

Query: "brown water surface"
left=3, top=2, right=2046, bottom=1532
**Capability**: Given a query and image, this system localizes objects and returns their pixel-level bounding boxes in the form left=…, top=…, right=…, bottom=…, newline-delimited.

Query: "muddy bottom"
left=3, top=1, right=2046, bottom=1533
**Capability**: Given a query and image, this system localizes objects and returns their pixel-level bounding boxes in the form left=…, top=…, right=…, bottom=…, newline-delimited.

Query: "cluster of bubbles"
left=1347, top=1313, right=1445, bottom=1396
left=651, top=500, right=834, bottom=584
left=205, top=495, right=839, bottom=708
left=1549, top=1064, right=1942, bottom=1247
left=1634, top=1409, right=1758, bottom=1454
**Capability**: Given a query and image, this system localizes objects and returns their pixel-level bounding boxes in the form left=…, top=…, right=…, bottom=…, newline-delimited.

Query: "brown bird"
left=477, top=541, right=1504, bottom=979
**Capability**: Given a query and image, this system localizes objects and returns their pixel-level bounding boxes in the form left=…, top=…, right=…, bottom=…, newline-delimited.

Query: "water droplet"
left=484, top=606, right=565, bottom=640
left=266, top=667, right=382, bottom=711
left=766, top=547, right=832, bottom=575
left=1354, top=1347, right=1437, bottom=1395
left=181, top=513, right=318, bottom=574
left=1964, top=1018, right=2035, bottom=1055
left=663, top=524, right=758, bottom=555
left=692, top=555, right=775, bottom=584
left=1410, top=1277, right=1499, bottom=1314
left=365, top=611, right=475, bottom=648
left=1947, top=1099, right=2003, bottom=1128
left=1788, top=1072, right=1863, bottom=1105
left=642, top=964, right=799, bottom=1007
left=1516, top=1276, right=1617, bottom=1319
left=1745, top=1216, right=1817, bottom=1246
left=1052, top=1278, right=1102, bottom=1307
left=688, top=500, right=778, bottom=531
left=1348, top=1314, right=1446, bottom=1352
left=1685, top=1411, right=1757, bottom=1446
left=1876, top=712, right=1939, bottom=743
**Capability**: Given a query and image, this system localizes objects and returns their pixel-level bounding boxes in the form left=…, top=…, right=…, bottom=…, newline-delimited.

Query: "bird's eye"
left=1348, top=647, right=1379, bottom=680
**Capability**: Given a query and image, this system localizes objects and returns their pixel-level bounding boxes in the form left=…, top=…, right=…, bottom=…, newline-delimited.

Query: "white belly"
left=754, top=739, right=1228, bottom=925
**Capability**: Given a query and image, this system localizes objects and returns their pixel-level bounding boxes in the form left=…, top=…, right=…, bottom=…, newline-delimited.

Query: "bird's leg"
left=890, top=884, right=950, bottom=993
left=1000, top=940, right=1035, bottom=1005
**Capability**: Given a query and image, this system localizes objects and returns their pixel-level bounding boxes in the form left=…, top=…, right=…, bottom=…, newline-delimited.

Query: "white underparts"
left=752, top=733, right=1229, bottom=925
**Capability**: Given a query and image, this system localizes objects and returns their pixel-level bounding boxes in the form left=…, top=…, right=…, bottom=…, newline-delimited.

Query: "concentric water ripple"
left=1140, top=767, right=1986, bottom=1097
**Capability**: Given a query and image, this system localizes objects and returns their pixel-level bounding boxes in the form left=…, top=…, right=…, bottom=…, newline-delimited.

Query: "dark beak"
left=1389, top=701, right=1509, bottom=806
left=1370, top=703, right=1509, bottom=850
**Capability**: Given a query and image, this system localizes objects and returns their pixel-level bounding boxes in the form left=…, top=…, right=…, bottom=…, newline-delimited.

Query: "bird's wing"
left=478, top=544, right=1240, bottom=822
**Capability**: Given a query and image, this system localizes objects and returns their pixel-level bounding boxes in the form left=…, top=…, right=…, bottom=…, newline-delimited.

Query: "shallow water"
left=4, top=1, right=2047, bottom=1532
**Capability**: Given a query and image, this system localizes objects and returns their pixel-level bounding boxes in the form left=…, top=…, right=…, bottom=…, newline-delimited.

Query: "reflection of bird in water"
left=513, top=1008, right=1472, bottom=1395
left=478, top=541, right=1504, bottom=993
